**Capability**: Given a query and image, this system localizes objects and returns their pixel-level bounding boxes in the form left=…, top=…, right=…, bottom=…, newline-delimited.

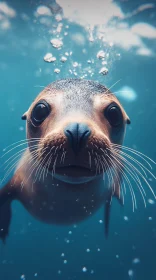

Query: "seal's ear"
left=21, top=112, right=27, bottom=120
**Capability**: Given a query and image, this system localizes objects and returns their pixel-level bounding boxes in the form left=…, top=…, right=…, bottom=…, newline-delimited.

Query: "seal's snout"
left=64, top=122, right=91, bottom=154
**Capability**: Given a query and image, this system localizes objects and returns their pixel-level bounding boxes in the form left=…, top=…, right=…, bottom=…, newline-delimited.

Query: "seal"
left=0, top=79, right=131, bottom=242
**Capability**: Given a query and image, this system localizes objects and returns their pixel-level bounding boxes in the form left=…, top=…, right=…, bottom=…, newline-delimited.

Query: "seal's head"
left=22, top=79, right=130, bottom=184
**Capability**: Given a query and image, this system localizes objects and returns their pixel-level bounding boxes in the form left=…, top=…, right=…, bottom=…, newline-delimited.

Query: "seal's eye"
left=31, top=101, right=50, bottom=126
left=105, top=103, right=123, bottom=127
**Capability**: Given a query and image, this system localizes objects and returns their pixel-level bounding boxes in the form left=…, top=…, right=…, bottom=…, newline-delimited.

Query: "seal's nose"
left=64, top=122, right=91, bottom=154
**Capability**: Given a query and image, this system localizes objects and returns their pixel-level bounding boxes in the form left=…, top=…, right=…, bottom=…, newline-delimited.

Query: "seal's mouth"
left=51, top=165, right=96, bottom=177
left=48, top=165, right=99, bottom=184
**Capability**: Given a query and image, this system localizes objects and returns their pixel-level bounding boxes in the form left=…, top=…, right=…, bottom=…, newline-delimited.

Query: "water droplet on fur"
left=86, top=248, right=90, bottom=252
left=64, top=260, right=67, bottom=264
left=99, top=219, right=103, bottom=224
left=149, top=217, right=152, bottom=220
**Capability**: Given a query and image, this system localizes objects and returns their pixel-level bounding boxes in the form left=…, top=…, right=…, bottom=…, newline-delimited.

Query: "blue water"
left=0, top=0, right=156, bottom=279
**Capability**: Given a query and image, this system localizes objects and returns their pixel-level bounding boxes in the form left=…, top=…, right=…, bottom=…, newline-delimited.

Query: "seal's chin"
left=49, top=165, right=99, bottom=184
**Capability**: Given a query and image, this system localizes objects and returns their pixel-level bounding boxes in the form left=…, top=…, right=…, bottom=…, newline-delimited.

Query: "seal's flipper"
left=104, top=196, right=112, bottom=237
left=0, top=184, right=15, bottom=243
left=0, top=200, right=11, bottom=243
left=104, top=164, right=124, bottom=237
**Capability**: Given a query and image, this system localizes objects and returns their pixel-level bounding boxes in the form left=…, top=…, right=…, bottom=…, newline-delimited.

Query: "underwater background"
left=0, top=0, right=156, bottom=279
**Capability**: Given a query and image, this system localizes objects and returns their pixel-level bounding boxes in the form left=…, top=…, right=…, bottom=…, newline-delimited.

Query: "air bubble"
left=44, top=53, right=56, bottom=63
left=82, top=267, right=87, bottom=272
left=55, top=14, right=62, bottom=22
left=124, top=216, right=129, bottom=221
left=60, top=56, right=67, bottom=63
left=54, top=68, right=60, bottom=74
left=99, top=67, right=108, bottom=75
left=86, top=248, right=90, bottom=252
left=50, top=38, right=63, bottom=48
left=148, top=199, right=155, bottom=204
left=73, top=62, right=78, bottom=68
left=128, top=269, right=134, bottom=278
left=102, top=61, right=107, bottom=65
left=97, top=50, right=105, bottom=59
left=132, top=258, right=140, bottom=264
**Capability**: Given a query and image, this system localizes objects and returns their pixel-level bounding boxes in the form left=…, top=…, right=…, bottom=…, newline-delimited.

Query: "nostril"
left=65, top=129, right=74, bottom=144
left=64, top=123, right=91, bottom=154
left=66, top=129, right=72, bottom=136
left=84, top=130, right=90, bottom=137
left=80, top=130, right=91, bottom=141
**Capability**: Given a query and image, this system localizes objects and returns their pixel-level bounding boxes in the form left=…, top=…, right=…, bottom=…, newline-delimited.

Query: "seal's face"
left=23, top=79, right=130, bottom=184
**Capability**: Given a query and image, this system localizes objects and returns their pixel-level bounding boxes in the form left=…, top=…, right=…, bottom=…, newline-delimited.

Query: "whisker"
left=1, top=139, right=40, bottom=158
left=21, top=152, right=41, bottom=191
left=115, top=149, right=156, bottom=180
left=41, top=148, right=55, bottom=182
left=112, top=143, right=156, bottom=165
left=100, top=79, right=121, bottom=98
left=110, top=151, right=146, bottom=207
left=110, top=153, right=137, bottom=211
left=112, top=151, right=155, bottom=202
left=3, top=145, right=38, bottom=170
